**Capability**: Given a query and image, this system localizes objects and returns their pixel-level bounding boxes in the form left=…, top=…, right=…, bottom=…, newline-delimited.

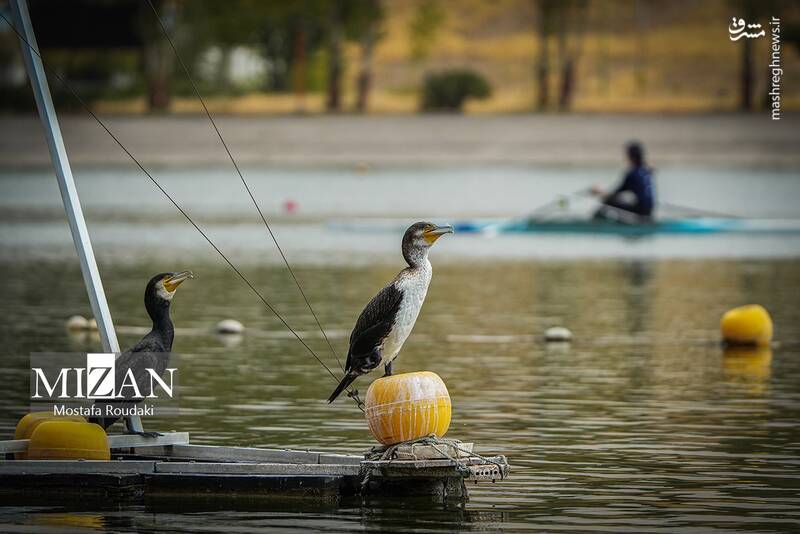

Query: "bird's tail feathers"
left=328, top=371, right=358, bottom=403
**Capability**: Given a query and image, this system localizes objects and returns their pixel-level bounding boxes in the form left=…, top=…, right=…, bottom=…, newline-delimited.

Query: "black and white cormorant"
left=89, top=271, right=192, bottom=433
left=328, top=222, right=453, bottom=403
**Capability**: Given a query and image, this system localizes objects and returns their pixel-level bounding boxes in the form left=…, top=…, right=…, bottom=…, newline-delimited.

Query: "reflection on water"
left=0, top=257, right=799, bottom=532
left=723, top=346, right=773, bottom=395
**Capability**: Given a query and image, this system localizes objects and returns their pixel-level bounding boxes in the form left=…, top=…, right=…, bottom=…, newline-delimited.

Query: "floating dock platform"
left=0, top=433, right=509, bottom=502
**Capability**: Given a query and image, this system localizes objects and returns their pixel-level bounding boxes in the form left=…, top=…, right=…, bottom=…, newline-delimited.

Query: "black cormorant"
left=89, top=271, right=192, bottom=433
left=328, top=222, right=452, bottom=403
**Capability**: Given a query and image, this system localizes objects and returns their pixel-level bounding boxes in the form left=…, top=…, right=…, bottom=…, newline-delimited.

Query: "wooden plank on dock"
left=0, top=440, right=27, bottom=454
left=109, top=432, right=190, bottom=449
left=0, top=473, right=146, bottom=500
left=147, top=472, right=347, bottom=497
left=0, top=460, right=156, bottom=474
left=155, top=461, right=360, bottom=476
left=140, top=444, right=362, bottom=465
left=319, top=453, right=362, bottom=465
left=0, top=432, right=189, bottom=455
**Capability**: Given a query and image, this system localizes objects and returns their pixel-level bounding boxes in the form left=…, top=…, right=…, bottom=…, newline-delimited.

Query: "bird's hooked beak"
left=423, top=224, right=454, bottom=244
left=163, top=270, right=194, bottom=292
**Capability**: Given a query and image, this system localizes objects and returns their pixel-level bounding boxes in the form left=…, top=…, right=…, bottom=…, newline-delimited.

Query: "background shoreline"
left=1, top=113, right=798, bottom=169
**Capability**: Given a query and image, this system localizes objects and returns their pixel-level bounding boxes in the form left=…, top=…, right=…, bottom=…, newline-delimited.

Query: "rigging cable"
left=144, top=0, right=346, bottom=374
left=1, top=12, right=363, bottom=407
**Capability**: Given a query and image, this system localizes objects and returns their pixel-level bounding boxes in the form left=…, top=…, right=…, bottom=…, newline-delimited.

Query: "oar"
left=471, top=187, right=592, bottom=233
left=528, top=187, right=593, bottom=217
left=655, top=201, right=743, bottom=219
left=572, top=188, right=744, bottom=220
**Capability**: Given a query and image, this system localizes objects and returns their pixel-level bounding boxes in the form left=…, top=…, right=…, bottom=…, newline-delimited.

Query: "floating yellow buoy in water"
left=14, top=412, right=86, bottom=460
left=364, top=371, right=451, bottom=446
left=26, top=420, right=110, bottom=461
left=720, top=304, right=773, bottom=346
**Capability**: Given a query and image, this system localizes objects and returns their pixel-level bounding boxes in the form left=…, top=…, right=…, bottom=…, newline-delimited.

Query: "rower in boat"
left=328, top=222, right=453, bottom=403
left=89, top=271, right=192, bottom=435
left=591, top=141, right=655, bottom=223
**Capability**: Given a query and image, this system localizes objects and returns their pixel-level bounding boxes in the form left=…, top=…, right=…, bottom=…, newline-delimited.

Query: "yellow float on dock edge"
left=26, top=420, right=110, bottom=461
left=364, top=371, right=451, bottom=446
left=720, top=304, right=773, bottom=346
left=14, top=412, right=86, bottom=460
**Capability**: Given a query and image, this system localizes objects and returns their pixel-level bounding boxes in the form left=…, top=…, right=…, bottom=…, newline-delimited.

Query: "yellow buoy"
left=721, top=304, right=773, bottom=346
left=14, top=412, right=86, bottom=460
left=26, top=420, right=110, bottom=461
left=364, top=371, right=451, bottom=446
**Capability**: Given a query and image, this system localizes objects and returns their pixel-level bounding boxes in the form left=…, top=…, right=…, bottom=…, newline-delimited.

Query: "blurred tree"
left=181, top=0, right=376, bottom=114
left=346, top=0, right=385, bottom=113
left=535, top=0, right=556, bottom=110
left=537, top=0, right=586, bottom=112
left=325, top=0, right=344, bottom=111
left=555, top=4, right=569, bottom=110
left=138, top=0, right=177, bottom=111
left=257, top=4, right=325, bottom=97
left=180, top=0, right=276, bottom=93
left=738, top=1, right=756, bottom=110
left=633, top=0, right=649, bottom=95
left=291, top=19, right=308, bottom=111
left=408, top=0, right=445, bottom=61
left=784, top=23, right=800, bottom=52
left=556, top=0, right=587, bottom=111
left=322, top=0, right=387, bottom=113
left=180, top=0, right=326, bottom=114
left=285, top=5, right=327, bottom=111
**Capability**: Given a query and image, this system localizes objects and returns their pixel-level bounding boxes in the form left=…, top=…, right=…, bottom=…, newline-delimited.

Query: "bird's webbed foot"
left=383, top=361, right=393, bottom=377
left=125, top=430, right=163, bottom=438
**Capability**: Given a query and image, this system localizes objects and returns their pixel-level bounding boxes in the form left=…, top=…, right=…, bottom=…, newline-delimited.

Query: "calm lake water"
left=0, top=166, right=799, bottom=532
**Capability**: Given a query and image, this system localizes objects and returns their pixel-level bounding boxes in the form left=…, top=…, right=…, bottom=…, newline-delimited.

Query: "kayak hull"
left=453, top=218, right=800, bottom=235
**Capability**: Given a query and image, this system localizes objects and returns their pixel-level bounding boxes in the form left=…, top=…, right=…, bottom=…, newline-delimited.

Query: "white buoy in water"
left=544, top=326, right=573, bottom=342
left=86, top=318, right=98, bottom=331
left=65, top=315, right=89, bottom=331
left=215, top=319, right=245, bottom=334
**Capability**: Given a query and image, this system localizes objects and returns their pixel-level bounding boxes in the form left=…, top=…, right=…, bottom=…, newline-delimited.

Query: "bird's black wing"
left=113, top=337, right=171, bottom=400
left=347, top=282, right=403, bottom=371
left=89, top=333, right=171, bottom=429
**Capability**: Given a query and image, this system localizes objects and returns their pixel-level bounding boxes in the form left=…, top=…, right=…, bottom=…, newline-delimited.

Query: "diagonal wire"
left=145, top=0, right=346, bottom=374
left=1, top=11, right=346, bottom=387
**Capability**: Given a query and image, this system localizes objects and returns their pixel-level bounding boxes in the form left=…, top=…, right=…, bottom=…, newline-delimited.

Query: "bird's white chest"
left=382, top=263, right=432, bottom=363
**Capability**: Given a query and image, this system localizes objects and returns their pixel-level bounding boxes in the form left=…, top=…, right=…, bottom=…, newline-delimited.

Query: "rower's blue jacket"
left=610, top=165, right=654, bottom=215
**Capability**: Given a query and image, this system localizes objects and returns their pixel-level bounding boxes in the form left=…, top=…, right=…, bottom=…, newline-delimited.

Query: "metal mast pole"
left=10, top=0, right=142, bottom=433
